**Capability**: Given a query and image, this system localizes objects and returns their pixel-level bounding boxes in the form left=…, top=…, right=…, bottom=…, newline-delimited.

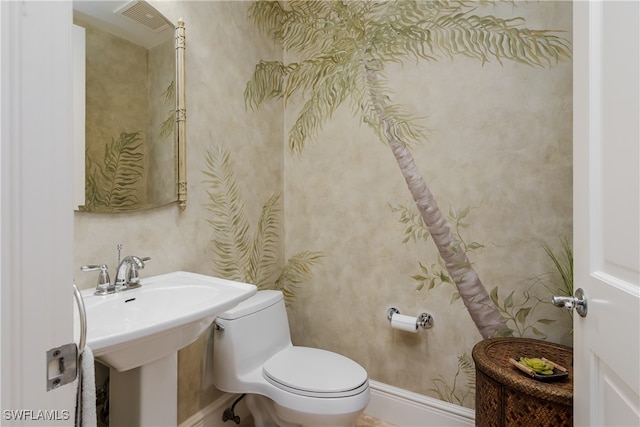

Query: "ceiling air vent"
left=116, top=1, right=169, bottom=33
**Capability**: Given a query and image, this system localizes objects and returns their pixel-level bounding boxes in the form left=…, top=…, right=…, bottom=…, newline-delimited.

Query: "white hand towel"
left=76, top=347, right=97, bottom=427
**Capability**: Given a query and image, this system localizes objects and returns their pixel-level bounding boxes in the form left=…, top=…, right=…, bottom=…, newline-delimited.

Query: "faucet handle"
left=128, top=257, right=151, bottom=287
left=81, top=264, right=103, bottom=271
left=81, top=264, right=112, bottom=295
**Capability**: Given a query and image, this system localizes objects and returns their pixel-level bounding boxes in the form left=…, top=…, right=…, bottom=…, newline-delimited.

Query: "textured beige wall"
left=73, top=1, right=282, bottom=422
left=283, top=1, right=573, bottom=407
left=74, top=0, right=573, bottom=420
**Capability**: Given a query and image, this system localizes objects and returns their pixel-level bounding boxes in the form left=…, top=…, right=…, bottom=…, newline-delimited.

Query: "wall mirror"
left=73, top=0, right=186, bottom=213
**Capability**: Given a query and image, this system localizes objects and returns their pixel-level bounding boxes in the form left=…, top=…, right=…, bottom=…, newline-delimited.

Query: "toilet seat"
left=262, top=347, right=368, bottom=398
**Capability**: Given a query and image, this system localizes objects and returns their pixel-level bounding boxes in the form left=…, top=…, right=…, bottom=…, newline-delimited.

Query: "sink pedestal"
left=110, top=353, right=178, bottom=426
left=75, top=272, right=257, bottom=426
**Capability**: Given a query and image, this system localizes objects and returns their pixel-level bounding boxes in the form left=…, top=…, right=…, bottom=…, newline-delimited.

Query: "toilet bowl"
left=213, top=290, right=370, bottom=427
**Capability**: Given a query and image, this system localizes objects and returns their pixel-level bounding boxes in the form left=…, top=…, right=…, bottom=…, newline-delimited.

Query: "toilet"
left=213, top=290, right=370, bottom=427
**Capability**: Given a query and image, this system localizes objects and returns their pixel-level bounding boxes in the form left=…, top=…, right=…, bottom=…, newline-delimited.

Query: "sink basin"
left=74, top=271, right=256, bottom=371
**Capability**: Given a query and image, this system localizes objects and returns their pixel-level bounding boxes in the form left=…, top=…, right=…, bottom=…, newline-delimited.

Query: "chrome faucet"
left=114, top=255, right=150, bottom=290
left=81, top=255, right=150, bottom=295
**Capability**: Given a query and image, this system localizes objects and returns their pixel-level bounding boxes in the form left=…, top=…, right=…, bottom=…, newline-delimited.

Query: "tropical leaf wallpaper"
left=203, top=143, right=323, bottom=304
left=430, top=352, right=476, bottom=408
left=85, top=131, right=144, bottom=209
left=73, top=1, right=573, bottom=420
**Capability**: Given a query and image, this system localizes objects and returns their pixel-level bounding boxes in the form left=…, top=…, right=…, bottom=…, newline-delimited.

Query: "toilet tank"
left=213, top=290, right=292, bottom=392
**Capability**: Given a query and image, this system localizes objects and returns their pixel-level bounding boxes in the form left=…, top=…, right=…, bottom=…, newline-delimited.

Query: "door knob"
left=552, top=288, right=588, bottom=317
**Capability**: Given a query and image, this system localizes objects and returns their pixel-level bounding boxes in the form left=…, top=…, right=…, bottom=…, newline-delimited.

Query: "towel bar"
left=73, top=283, right=87, bottom=355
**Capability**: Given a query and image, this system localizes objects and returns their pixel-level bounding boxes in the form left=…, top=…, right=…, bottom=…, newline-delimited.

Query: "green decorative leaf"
left=203, top=145, right=254, bottom=282
left=275, top=251, right=324, bottom=305
left=543, top=237, right=574, bottom=298
left=250, top=193, right=283, bottom=287
left=490, top=286, right=499, bottom=306
left=450, top=292, right=461, bottom=304
left=244, top=60, right=291, bottom=110
left=85, top=131, right=144, bottom=209
left=419, top=262, right=429, bottom=274
left=458, top=206, right=471, bottom=220
left=495, top=328, right=515, bottom=337
left=504, top=290, right=515, bottom=309
left=515, top=307, right=532, bottom=324
left=439, top=271, right=452, bottom=283
left=160, top=80, right=175, bottom=139
left=449, top=205, right=457, bottom=219
left=531, top=326, right=545, bottom=337
left=467, top=242, right=484, bottom=250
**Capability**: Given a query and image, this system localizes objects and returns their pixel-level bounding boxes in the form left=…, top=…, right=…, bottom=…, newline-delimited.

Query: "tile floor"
left=237, top=413, right=395, bottom=427
left=355, top=414, right=397, bottom=427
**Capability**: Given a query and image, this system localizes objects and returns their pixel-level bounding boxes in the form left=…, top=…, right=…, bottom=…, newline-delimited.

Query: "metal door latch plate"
left=46, top=343, right=77, bottom=391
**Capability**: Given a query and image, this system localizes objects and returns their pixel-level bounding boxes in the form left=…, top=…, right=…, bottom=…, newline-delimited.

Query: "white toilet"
left=213, top=290, right=370, bottom=427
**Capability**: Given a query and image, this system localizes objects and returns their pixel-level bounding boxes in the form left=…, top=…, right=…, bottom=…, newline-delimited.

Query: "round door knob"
left=552, top=287, right=588, bottom=317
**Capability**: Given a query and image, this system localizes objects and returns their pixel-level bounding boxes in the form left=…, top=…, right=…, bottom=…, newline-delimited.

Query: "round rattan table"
left=472, top=337, right=573, bottom=427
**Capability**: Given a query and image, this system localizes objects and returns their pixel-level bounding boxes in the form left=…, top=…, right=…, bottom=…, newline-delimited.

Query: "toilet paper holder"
left=387, top=307, right=434, bottom=329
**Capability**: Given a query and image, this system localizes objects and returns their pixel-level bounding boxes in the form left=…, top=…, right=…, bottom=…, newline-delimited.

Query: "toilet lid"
left=262, top=347, right=368, bottom=398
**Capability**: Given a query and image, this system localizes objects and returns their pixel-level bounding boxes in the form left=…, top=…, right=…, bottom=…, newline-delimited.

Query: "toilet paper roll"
left=390, top=313, right=419, bottom=333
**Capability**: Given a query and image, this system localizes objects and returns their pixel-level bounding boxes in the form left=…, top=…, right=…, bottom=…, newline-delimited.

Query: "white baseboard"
left=179, top=393, right=250, bottom=427
left=366, top=380, right=475, bottom=427
left=179, top=381, right=475, bottom=427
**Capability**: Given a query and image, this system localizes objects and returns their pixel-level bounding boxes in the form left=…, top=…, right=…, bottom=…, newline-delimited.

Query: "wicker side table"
left=472, top=337, right=573, bottom=427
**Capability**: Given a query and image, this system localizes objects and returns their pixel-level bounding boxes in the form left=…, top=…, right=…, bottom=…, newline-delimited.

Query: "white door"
left=573, top=1, right=640, bottom=426
left=1, top=1, right=76, bottom=425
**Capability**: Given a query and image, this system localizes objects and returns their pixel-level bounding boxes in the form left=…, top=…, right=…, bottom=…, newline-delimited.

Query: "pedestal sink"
left=74, top=271, right=257, bottom=426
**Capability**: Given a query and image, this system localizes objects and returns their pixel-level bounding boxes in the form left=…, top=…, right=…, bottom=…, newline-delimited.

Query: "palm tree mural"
left=244, top=0, right=571, bottom=339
